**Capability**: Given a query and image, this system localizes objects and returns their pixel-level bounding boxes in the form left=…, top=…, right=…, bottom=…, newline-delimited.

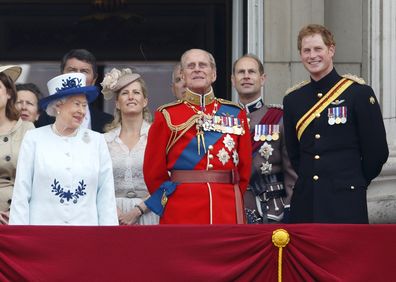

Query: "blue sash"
left=173, top=104, right=241, bottom=169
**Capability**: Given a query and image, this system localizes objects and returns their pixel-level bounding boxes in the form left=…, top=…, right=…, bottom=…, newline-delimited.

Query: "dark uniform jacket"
left=35, top=105, right=113, bottom=133
left=243, top=99, right=297, bottom=223
left=283, top=68, right=388, bottom=223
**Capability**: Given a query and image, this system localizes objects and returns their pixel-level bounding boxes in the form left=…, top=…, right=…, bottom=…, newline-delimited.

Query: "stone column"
left=366, top=0, right=396, bottom=223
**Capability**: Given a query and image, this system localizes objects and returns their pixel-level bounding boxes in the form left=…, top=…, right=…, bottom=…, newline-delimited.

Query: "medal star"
left=259, top=142, right=274, bottom=160
left=223, top=134, right=235, bottom=151
left=217, top=148, right=230, bottom=165
left=232, top=150, right=239, bottom=166
left=260, top=161, right=272, bottom=175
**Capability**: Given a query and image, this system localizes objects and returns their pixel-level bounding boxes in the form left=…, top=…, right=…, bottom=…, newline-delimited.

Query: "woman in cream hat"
left=9, top=73, right=118, bottom=225
left=102, top=68, right=158, bottom=225
left=0, top=65, right=34, bottom=224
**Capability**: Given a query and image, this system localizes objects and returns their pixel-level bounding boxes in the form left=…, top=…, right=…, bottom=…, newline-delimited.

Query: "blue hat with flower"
left=39, top=73, right=99, bottom=110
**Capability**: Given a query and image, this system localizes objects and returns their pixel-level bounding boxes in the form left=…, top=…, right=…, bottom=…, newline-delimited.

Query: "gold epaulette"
left=157, top=99, right=184, bottom=112
left=267, top=104, right=283, bottom=110
left=285, top=80, right=310, bottom=95
left=342, top=73, right=365, bottom=85
left=217, top=98, right=243, bottom=109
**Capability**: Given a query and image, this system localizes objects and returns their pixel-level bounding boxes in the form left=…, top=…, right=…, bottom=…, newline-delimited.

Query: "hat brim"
left=0, top=65, right=22, bottom=82
left=39, top=86, right=99, bottom=110
left=102, top=73, right=141, bottom=100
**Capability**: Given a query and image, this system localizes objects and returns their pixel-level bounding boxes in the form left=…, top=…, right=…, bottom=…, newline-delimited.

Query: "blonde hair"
left=104, top=77, right=151, bottom=132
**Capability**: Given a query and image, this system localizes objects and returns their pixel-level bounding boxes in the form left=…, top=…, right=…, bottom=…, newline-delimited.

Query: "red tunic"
left=144, top=91, right=251, bottom=224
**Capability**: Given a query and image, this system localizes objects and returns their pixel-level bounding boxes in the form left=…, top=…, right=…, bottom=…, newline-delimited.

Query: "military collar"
left=240, top=97, right=264, bottom=114
left=184, top=87, right=216, bottom=107
left=310, top=68, right=341, bottom=90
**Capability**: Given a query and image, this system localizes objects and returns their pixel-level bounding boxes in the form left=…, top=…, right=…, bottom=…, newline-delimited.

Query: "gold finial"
left=272, top=229, right=290, bottom=248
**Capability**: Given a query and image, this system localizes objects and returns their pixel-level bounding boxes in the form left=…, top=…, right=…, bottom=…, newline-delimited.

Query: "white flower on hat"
left=101, top=68, right=133, bottom=100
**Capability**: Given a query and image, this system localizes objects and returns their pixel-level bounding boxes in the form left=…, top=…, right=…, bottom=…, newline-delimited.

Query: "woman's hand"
left=0, top=211, right=10, bottom=225
left=118, top=208, right=141, bottom=225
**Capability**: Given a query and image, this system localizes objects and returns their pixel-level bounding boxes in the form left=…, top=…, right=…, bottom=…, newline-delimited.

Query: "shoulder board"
left=267, top=104, right=283, bottom=110
left=217, top=98, right=243, bottom=109
left=342, top=73, right=365, bottom=85
left=285, top=80, right=310, bottom=95
left=157, top=100, right=184, bottom=111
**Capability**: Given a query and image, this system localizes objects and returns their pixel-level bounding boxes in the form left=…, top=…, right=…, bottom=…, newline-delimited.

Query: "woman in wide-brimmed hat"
left=0, top=65, right=35, bottom=225
left=9, top=73, right=118, bottom=225
left=102, top=68, right=158, bottom=225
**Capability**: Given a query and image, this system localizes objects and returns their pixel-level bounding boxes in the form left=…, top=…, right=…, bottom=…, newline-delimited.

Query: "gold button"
left=317, top=93, right=323, bottom=98
left=313, top=175, right=319, bottom=181
left=208, top=154, right=214, bottom=159
left=315, top=134, right=321, bottom=139
left=208, top=145, right=214, bottom=150
left=315, top=113, right=320, bottom=118
left=314, top=155, right=320, bottom=160
left=208, top=164, right=213, bottom=169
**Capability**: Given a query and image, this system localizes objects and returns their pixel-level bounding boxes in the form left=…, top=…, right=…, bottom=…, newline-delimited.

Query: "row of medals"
left=200, top=115, right=245, bottom=135
left=253, top=124, right=280, bottom=142
left=328, top=106, right=347, bottom=125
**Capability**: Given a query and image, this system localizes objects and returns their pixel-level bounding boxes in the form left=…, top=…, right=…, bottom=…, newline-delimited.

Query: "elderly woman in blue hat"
left=9, top=73, right=118, bottom=225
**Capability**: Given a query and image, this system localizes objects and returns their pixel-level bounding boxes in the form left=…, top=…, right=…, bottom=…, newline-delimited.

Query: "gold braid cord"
left=272, top=229, right=290, bottom=282
left=162, top=109, right=201, bottom=154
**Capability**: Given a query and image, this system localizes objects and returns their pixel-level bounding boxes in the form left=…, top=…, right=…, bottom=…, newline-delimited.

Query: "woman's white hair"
left=46, top=97, right=67, bottom=117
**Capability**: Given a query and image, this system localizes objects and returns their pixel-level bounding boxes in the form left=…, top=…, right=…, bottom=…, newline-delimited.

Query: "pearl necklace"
left=52, top=123, right=78, bottom=137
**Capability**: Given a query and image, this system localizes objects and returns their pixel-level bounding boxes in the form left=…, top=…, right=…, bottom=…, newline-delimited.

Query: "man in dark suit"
left=35, top=49, right=113, bottom=132
left=283, top=24, right=389, bottom=223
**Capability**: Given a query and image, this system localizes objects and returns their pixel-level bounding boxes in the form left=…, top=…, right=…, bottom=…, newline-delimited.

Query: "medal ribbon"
left=250, top=107, right=283, bottom=153
left=173, top=104, right=241, bottom=170
left=296, top=78, right=353, bottom=141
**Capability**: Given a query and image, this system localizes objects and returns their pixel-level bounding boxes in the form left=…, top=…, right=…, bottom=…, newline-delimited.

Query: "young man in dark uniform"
left=36, top=49, right=113, bottom=133
left=232, top=54, right=297, bottom=223
left=283, top=24, right=389, bottom=223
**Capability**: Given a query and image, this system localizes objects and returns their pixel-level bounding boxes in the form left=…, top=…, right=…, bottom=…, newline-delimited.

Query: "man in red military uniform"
left=144, top=49, right=252, bottom=224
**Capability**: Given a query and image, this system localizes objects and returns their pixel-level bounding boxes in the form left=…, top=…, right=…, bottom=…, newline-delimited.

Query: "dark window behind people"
left=283, top=24, right=389, bottom=223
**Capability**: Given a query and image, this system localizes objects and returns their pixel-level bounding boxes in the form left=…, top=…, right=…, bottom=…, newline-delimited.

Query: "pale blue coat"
left=9, top=125, right=118, bottom=225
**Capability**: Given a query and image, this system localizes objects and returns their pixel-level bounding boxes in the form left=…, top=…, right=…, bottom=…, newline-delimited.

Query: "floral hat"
left=0, top=65, right=22, bottom=82
left=39, top=73, right=98, bottom=110
left=101, top=68, right=141, bottom=100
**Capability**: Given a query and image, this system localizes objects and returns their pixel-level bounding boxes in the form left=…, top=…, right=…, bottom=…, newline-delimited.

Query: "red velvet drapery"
left=0, top=224, right=394, bottom=281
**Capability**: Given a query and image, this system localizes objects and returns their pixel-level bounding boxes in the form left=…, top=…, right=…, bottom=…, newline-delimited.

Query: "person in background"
left=35, top=49, right=113, bottom=132
left=283, top=24, right=388, bottom=223
left=15, top=83, right=43, bottom=122
left=232, top=54, right=297, bottom=223
left=9, top=72, right=117, bottom=225
left=0, top=65, right=34, bottom=224
left=102, top=68, right=158, bottom=225
left=144, top=49, right=252, bottom=224
left=171, top=62, right=186, bottom=100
